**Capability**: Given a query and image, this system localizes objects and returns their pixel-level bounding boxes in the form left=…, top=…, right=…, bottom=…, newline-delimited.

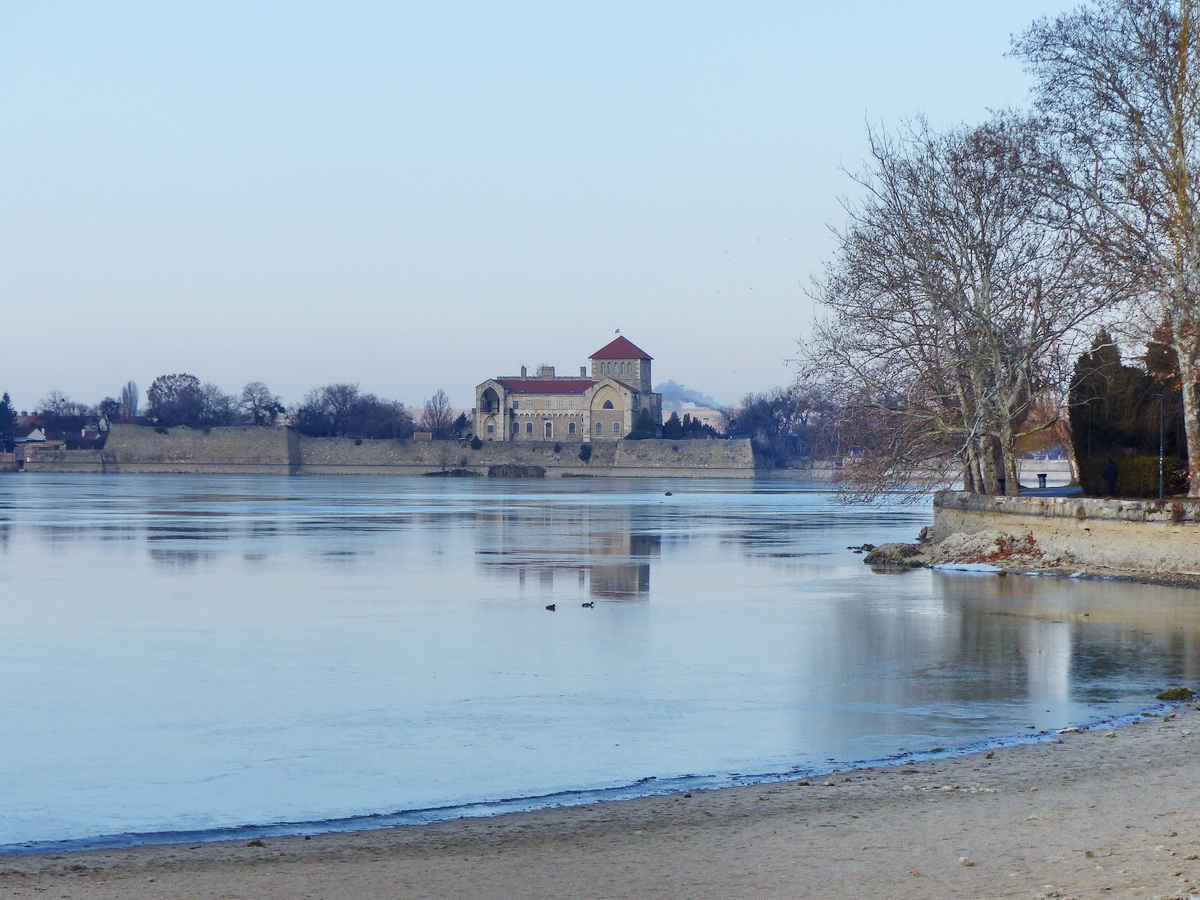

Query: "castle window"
left=487, top=424, right=494, bottom=435
left=613, top=422, right=621, bottom=434
left=595, top=422, right=603, bottom=435
left=544, top=421, right=553, bottom=438
left=545, top=399, right=552, bottom=410
left=526, top=422, right=533, bottom=434
left=512, top=422, right=519, bottom=434
left=513, top=399, right=520, bottom=408
left=569, top=401, right=575, bottom=410
left=602, top=400, right=614, bottom=409
left=524, top=400, right=532, bottom=410
left=568, top=422, right=576, bottom=435
left=557, top=400, right=564, bottom=410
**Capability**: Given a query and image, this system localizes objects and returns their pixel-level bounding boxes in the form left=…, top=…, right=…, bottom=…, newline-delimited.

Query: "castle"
left=474, top=336, right=663, bottom=441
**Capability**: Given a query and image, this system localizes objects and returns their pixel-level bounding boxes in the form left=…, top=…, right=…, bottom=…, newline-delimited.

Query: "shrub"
left=470, top=436, right=483, bottom=450
left=578, top=443, right=593, bottom=462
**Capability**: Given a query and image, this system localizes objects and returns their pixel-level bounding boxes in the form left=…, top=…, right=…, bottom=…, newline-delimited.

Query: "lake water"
left=2, top=474, right=1199, bottom=853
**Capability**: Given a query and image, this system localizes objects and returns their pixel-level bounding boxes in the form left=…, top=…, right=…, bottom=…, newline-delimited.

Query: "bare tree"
left=97, top=397, right=121, bottom=428
left=419, top=389, right=455, bottom=439
left=292, top=383, right=414, bottom=438
left=806, top=116, right=1108, bottom=499
left=1015, top=0, right=1200, bottom=494
left=38, top=390, right=82, bottom=417
left=240, top=381, right=285, bottom=425
left=197, top=383, right=241, bottom=426
left=119, top=381, right=139, bottom=418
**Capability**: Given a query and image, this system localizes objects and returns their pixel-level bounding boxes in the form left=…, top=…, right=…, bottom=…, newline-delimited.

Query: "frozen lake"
left=2, top=474, right=1198, bottom=852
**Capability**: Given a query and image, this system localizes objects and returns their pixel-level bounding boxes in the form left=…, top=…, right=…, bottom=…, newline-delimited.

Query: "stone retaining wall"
left=19, top=425, right=754, bottom=478
left=933, top=490, right=1200, bottom=575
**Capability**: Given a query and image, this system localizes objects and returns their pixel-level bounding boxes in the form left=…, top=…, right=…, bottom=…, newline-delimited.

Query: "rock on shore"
left=861, top=542, right=928, bottom=567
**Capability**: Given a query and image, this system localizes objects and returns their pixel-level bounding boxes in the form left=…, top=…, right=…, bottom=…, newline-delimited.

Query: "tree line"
left=802, top=0, right=1200, bottom=499
left=8, top=378, right=463, bottom=443
left=5, top=370, right=832, bottom=462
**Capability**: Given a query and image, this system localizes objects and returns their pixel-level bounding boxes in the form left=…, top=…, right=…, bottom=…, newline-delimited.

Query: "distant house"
left=13, top=427, right=46, bottom=444
left=474, top=337, right=663, bottom=441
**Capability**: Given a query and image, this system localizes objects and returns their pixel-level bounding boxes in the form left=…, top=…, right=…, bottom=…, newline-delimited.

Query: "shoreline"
left=7, top=702, right=1200, bottom=899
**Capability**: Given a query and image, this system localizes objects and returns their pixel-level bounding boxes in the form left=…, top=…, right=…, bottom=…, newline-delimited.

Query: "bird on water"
left=545, top=604, right=556, bottom=611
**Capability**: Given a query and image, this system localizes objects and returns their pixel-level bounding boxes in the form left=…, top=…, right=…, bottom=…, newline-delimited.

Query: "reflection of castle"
left=588, top=531, right=658, bottom=598
left=474, top=337, right=663, bottom=442
left=474, top=504, right=660, bottom=600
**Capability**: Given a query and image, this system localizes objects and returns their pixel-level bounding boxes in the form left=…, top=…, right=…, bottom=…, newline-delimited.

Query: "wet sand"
left=4, top=704, right=1200, bottom=899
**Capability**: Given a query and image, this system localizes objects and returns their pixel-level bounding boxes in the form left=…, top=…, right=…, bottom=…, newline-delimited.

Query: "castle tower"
left=589, top=336, right=653, bottom=393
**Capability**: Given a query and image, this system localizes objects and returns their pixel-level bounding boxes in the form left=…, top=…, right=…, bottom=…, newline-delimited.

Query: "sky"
left=2, top=0, right=1078, bottom=413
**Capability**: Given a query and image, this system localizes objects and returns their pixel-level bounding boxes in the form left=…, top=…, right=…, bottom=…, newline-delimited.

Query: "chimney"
left=521, top=366, right=527, bottom=377
left=580, top=366, right=586, bottom=377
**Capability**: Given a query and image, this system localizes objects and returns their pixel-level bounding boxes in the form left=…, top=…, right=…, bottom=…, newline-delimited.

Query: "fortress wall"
left=614, top=439, right=755, bottom=473
left=18, top=450, right=106, bottom=474
left=294, top=436, right=618, bottom=474
left=100, top=424, right=293, bottom=473
left=932, top=490, right=1200, bottom=575
left=26, top=427, right=753, bottom=478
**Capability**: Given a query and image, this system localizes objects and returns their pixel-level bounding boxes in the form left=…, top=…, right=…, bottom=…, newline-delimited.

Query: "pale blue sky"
left=2, top=1, right=1073, bottom=413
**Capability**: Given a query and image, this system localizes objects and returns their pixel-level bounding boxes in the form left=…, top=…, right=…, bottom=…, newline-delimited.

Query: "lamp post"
left=1157, top=394, right=1164, bottom=500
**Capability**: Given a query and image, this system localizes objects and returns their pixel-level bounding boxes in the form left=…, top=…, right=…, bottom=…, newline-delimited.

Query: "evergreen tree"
left=0, top=393, right=15, bottom=451
left=1069, top=331, right=1186, bottom=460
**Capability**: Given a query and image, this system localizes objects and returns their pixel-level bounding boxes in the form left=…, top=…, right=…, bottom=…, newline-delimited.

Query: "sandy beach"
left=4, top=703, right=1200, bottom=900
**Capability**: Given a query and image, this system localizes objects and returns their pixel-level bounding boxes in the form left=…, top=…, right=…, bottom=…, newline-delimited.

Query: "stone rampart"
left=292, top=436, right=621, bottom=476
left=613, top=438, right=756, bottom=477
left=23, top=426, right=754, bottom=478
left=18, top=449, right=106, bottom=473
left=97, top=424, right=294, bottom=474
left=933, top=490, right=1200, bottom=576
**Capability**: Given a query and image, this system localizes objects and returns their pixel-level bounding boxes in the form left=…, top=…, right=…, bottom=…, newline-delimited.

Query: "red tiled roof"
left=499, top=378, right=596, bottom=395
left=498, top=377, right=640, bottom=395
left=590, top=336, right=651, bottom=360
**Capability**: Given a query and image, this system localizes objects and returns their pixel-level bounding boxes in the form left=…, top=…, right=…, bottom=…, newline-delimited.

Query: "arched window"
left=568, top=422, right=576, bottom=435
left=544, top=421, right=553, bottom=438
left=602, top=400, right=614, bottom=409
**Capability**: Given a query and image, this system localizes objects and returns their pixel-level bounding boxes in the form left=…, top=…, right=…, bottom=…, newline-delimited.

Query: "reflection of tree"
left=815, top=574, right=1200, bottom=715
left=474, top=505, right=660, bottom=600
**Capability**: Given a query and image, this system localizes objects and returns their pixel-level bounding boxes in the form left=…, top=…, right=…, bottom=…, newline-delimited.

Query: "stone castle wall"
left=932, top=490, right=1200, bottom=575
left=101, top=425, right=295, bottom=474
left=19, top=425, right=754, bottom=478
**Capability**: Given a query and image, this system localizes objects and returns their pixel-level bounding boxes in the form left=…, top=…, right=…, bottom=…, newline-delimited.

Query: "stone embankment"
left=16, top=424, right=755, bottom=479
left=865, top=490, right=1200, bottom=581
